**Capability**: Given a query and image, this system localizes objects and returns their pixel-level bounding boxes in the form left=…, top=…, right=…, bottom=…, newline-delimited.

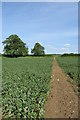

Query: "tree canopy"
left=2, top=34, right=28, bottom=57
left=31, top=42, right=45, bottom=56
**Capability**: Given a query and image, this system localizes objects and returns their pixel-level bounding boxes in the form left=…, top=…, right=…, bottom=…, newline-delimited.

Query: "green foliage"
left=2, top=57, right=53, bottom=119
left=57, top=56, right=80, bottom=93
left=2, top=34, right=28, bottom=57
left=0, top=57, right=2, bottom=108
left=0, top=53, right=2, bottom=57
left=31, top=43, right=45, bottom=56
left=57, top=56, right=80, bottom=85
left=61, top=53, right=80, bottom=57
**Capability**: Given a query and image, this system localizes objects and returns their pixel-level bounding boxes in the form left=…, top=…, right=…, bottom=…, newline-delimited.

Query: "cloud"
left=61, top=48, right=66, bottom=50
left=61, top=47, right=70, bottom=53
left=60, top=44, right=71, bottom=53
left=64, top=43, right=71, bottom=47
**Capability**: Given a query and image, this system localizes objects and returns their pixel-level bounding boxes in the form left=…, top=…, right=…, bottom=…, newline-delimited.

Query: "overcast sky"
left=1, top=2, right=78, bottom=54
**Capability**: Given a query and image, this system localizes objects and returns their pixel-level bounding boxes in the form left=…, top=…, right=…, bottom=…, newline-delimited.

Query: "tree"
left=31, top=42, right=45, bottom=56
left=2, top=34, right=28, bottom=57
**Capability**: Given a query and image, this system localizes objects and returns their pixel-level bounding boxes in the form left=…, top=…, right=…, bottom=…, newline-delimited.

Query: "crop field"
left=2, top=56, right=53, bottom=119
left=0, top=57, right=2, bottom=109
left=57, top=56, right=80, bottom=85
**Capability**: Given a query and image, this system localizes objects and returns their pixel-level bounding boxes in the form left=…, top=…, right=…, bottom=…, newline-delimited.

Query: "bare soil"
left=45, top=57, right=78, bottom=118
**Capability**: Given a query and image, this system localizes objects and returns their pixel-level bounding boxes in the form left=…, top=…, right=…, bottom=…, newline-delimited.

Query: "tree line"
left=2, top=34, right=45, bottom=57
left=61, top=53, right=80, bottom=57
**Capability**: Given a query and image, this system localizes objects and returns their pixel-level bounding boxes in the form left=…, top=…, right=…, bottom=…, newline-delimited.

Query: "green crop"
left=57, top=56, right=80, bottom=85
left=2, top=56, right=53, bottom=119
left=0, top=57, right=2, bottom=109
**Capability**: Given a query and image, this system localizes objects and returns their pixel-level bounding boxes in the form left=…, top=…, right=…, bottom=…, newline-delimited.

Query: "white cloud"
left=60, top=47, right=70, bottom=53
left=60, top=43, right=71, bottom=53
left=60, top=44, right=71, bottom=53
left=64, top=43, right=71, bottom=47
left=61, top=48, right=66, bottom=50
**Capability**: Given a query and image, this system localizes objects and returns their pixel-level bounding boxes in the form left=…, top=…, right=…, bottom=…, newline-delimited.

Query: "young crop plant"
left=57, top=56, right=79, bottom=84
left=2, top=56, right=53, bottom=119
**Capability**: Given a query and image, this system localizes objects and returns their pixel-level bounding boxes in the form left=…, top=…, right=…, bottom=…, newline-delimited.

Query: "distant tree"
left=0, top=53, right=1, bottom=57
left=2, top=34, right=28, bottom=57
left=31, top=42, right=45, bottom=56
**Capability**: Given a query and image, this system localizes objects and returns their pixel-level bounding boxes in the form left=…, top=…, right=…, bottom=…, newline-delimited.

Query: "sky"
left=1, top=0, right=79, bottom=2
left=1, top=2, right=78, bottom=54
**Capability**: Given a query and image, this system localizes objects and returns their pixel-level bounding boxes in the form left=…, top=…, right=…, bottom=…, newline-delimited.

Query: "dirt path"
left=45, top=57, right=78, bottom=118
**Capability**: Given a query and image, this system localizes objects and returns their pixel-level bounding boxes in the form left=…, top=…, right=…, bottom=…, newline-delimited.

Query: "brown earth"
left=0, top=57, right=78, bottom=119
left=45, top=57, right=78, bottom=118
